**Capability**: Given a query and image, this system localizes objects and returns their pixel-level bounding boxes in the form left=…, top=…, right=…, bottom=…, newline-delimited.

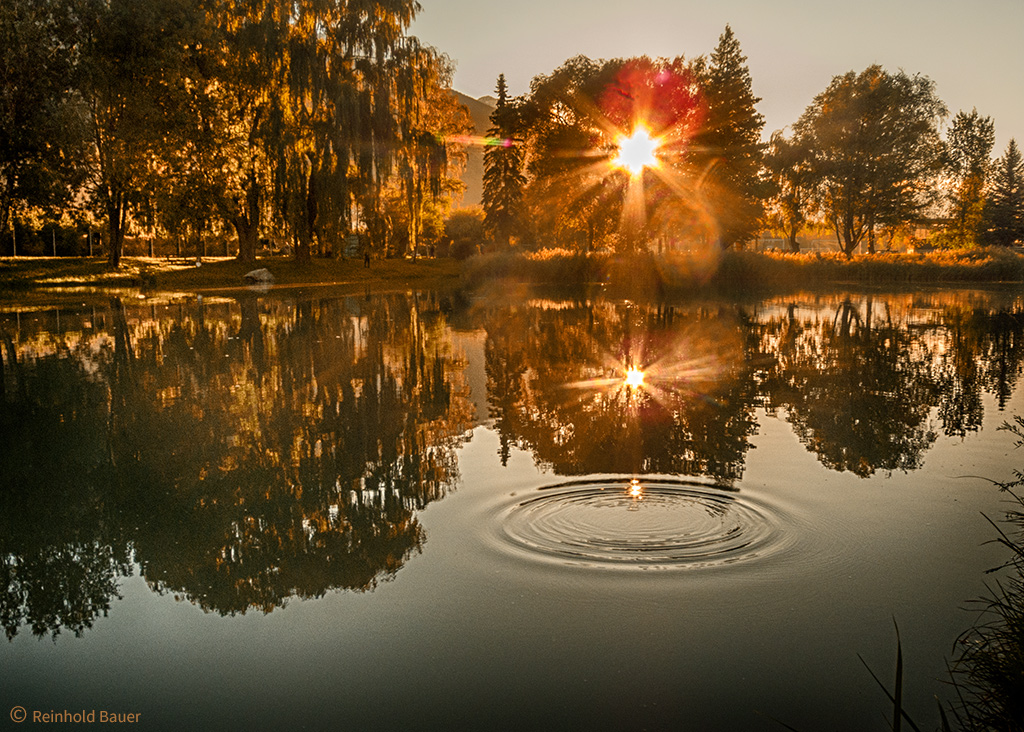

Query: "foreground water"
left=2, top=286, right=1023, bottom=730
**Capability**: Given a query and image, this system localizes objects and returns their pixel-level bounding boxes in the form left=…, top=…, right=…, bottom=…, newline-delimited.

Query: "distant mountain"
left=451, top=91, right=496, bottom=209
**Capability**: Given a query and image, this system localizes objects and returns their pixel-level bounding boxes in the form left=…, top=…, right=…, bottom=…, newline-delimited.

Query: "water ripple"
left=499, top=478, right=788, bottom=570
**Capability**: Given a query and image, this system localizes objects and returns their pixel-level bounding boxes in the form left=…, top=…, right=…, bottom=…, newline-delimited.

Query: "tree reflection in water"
left=483, top=292, right=1024, bottom=480
left=1, top=292, right=473, bottom=636
left=2, top=289, right=1024, bottom=639
left=483, top=299, right=756, bottom=481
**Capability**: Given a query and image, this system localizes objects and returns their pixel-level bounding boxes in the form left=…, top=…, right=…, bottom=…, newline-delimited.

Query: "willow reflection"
left=1, top=293, right=473, bottom=635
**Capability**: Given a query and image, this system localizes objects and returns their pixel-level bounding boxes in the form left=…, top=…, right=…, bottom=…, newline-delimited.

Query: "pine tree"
left=697, top=25, right=766, bottom=249
left=982, top=139, right=1024, bottom=246
left=482, top=74, right=525, bottom=248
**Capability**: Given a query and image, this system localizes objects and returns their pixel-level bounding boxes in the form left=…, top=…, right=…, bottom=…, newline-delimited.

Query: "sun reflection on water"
left=624, top=367, right=646, bottom=389
left=627, top=478, right=644, bottom=510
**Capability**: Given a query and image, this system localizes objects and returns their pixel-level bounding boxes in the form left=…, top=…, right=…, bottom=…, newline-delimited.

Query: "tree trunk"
left=294, top=170, right=316, bottom=264
left=107, top=193, right=125, bottom=268
left=234, top=174, right=261, bottom=263
left=233, top=216, right=259, bottom=263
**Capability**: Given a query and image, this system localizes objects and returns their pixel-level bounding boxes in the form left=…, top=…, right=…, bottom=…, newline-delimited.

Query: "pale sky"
left=411, top=0, right=1024, bottom=154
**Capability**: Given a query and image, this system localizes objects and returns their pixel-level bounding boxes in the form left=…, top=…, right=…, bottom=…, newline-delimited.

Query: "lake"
left=2, top=285, right=1022, bottom=730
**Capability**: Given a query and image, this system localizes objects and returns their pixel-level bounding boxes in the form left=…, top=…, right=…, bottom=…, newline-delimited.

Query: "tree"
left=0, top=0, right=90, bottom=248
left=692, top=25, right=766, bottom=249
left=945, top=108, right=995, bottom=247
left=763, top=130, right=813, bottom=252
left=445, top=207, right=485, bottom=259
left=519, top=55, right=705, bottom=252
left=207, top=0, right=281, bottom=263
left=483, top=74, right=526, bottom=248
left=981, top=139, right=1024, bottom=246
left=795, top=65, right=946, bottom=256
left=518, top=55, right=619, bottom=251
left=255, top=0, right=463, bottom=264
left=79, top=0, right=205, bottom=266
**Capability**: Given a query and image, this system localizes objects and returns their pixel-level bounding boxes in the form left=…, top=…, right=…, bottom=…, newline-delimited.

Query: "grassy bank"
left=3, top=248, right=1024, bottom=297
left=0, top=255, right=462, bottom=293
left=462, top=247, right=1024, bottom=295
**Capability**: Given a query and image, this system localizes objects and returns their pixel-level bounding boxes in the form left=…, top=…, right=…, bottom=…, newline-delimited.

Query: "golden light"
left=612, top=128, right=660, bottom=176
left=624, top=367, right=645, bottom=389
left=628, top=479, right=644, bottom=499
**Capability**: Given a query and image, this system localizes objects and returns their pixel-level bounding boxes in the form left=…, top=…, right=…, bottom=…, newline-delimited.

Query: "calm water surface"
left=2, top=286, right=1023, bottom=730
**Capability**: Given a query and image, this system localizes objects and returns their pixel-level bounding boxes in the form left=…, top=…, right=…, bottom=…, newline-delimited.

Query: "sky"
left=411, top=0, right=1024, bottom=154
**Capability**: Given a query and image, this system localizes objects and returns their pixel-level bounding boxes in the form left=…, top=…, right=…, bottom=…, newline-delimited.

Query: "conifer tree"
left=695, top=25, right=766, bottom=249
left=483, top=74, right=525, bottom=248
left=982, top=139, right=1024, bottom=246
left=946, top=108, right=995, bottom=247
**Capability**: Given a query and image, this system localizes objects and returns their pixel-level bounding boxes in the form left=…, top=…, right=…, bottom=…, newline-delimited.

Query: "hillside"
left=451, top=91, right=496, bottom=209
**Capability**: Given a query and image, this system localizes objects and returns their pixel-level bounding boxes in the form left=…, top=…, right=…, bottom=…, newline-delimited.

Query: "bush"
left=445, top=208, right=486, bottom=260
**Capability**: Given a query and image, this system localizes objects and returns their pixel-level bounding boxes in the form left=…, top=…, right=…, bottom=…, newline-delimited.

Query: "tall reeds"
left=947, top=417, right=1024, bottom=731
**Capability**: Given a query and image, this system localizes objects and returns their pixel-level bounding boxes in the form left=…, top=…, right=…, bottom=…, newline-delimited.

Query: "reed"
left=946, top=417, right=1024, bottom=731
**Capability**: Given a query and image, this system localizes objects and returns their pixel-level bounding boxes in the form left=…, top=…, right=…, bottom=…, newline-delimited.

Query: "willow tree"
left=261, top=0, right=461, bottom=263
left=208, top=0, right=287, bottom=262
left=368, top=42, right=469, bottom=259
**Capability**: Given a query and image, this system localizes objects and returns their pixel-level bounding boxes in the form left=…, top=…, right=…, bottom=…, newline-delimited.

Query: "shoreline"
left=0, top=255, right=463, bottom=295
left=4, top=248, right=1024, bottom=302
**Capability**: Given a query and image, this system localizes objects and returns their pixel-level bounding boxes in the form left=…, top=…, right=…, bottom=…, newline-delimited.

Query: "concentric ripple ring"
left=499, top=478, right=786, bottom=569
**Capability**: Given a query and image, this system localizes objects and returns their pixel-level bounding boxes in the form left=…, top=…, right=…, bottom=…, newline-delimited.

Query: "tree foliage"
left=945, top=108, right=995, bottom=247
left=763, top=131, right=813, bottom=252
left=1, top=0, right=467, bottom=266
left=517, top=54, right=706, bottom=253
left=982, top=139, right=1024, bottom=246
left=482, top=74, right=526, bottom=248
left=691, top=25, right=765, bottom=249
left=794, top=65, right=947, bottom=256
left=0, top=0, right=90, bottom=245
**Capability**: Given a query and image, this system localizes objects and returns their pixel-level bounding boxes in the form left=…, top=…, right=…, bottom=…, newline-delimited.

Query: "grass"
left=461, top=247, right=1024, bottom=295
left=3, top=247, right=1024, bottom=299
left=0, top=255, right=462, bottom=294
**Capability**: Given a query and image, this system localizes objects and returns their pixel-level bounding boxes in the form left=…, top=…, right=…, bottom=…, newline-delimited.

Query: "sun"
left=612, top=128, right=660, bottom=176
